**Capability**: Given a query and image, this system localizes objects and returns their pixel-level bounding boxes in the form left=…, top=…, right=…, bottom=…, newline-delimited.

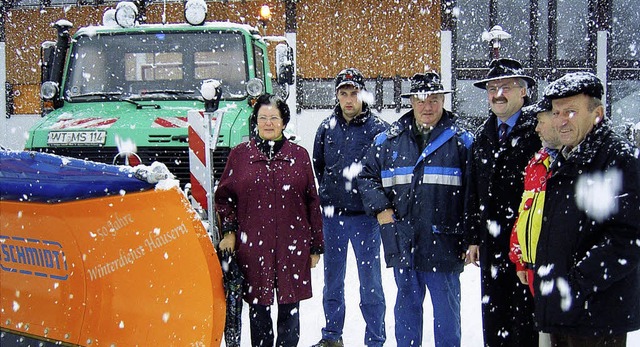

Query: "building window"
left=50, top=0, right=79, bottom=5
left=536, top=0, right=549, bottom=61
left=13, top=0, right=41, bottom=6
left=455, top=0, right=489, bottom=61
left=555, top=0, right=590, bottom=62
left=610, top=80, right=640, bottom=127
left=452, top=0, right=601, bottom=122
left=299, top=79, right=335, bottom=109
left=453, top=80, right=488, bottom=119
left=296, top=77, right=408, bottom=111
left=611, top=0, right=639, bottom=61
left=494, top=0, right=531, bottom=62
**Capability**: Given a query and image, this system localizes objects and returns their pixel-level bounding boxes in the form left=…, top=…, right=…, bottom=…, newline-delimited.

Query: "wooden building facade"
left=1, top=0, right=638, bottom=128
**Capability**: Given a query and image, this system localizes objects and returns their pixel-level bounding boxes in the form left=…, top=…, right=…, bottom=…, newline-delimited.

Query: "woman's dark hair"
left=251, top=94, right=291, bottom=127
left=249, top=94, right=291, bottom=134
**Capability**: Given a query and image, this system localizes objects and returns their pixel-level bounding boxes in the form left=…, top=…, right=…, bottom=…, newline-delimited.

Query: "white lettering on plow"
left=87, top=223, right=188, bottom=281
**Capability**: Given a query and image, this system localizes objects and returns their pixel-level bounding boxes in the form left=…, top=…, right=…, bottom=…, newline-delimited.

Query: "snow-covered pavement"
left=235, top=246, right=639, bottom=346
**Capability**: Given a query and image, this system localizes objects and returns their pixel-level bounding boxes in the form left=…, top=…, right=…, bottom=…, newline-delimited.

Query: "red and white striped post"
left=188, top=80, right=223, bottom=244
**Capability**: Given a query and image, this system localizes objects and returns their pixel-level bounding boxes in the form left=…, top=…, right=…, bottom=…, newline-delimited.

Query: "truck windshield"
left=64, top=30, right=249, bottom=101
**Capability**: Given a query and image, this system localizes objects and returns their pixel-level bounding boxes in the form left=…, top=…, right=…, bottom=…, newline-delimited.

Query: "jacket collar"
left=479, top=107, right=537, bottom=143
left=560, top=119, right=613, bottom=165
left=394, top=109, right=456, bottom=138
left=248, top=138, right=294, bottom=163
left=333, top=103, right=372, bottom=126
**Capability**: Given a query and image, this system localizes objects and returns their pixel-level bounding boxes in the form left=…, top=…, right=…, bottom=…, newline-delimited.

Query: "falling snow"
left=575, top=169, right=623, bottom=222
left=1, top=0, right=639, bottom=345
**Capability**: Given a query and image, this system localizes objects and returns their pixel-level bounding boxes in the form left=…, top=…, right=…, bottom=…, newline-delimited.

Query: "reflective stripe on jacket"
left=358, top=110, right=473, bottom=272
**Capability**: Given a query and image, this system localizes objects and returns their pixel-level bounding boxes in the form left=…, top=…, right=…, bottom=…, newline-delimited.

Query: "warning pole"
left=188, top=80, right=223, bottom=245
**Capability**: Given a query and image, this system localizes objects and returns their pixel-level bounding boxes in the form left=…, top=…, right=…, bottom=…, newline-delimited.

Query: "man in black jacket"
left=535, top=72, right=640, bottom=346
left=465, top=58, right=541, bottom=347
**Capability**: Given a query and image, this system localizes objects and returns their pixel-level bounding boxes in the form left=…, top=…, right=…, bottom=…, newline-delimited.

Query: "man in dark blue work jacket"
left=312, top=68, right=388, bottom=347
left=359, top=72, right=473, bottom=347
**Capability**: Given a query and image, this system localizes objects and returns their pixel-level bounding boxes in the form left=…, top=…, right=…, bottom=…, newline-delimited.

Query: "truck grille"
left=32, top=146, right=231, bottom=187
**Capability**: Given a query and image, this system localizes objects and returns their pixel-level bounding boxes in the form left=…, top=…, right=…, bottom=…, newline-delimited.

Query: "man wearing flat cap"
left=359, top=72, right=473, bottom=346
left=465, top=58, right=542, bottom=347
left=534, top=71, right=640, bottom=346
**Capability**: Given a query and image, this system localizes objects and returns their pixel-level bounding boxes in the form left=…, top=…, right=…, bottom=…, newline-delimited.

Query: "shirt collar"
left=497, top=110, right=521, bottom=131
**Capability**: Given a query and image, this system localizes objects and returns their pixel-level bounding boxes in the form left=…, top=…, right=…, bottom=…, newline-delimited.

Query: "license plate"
left=47, top=131, right=107, bottom=146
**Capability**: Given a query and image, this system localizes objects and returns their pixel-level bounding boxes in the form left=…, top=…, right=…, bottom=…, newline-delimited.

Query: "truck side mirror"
left=40, top=19, right=73, bottom=114
left=40, top=41, right=56, bottom=84
left=275, top=43, right=294, bottom=86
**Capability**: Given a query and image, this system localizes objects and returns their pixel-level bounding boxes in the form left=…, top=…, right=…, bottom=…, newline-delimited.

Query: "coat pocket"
left=380, top=222, right=400, bottom=257
left=380, top=222, right=412, bottom=268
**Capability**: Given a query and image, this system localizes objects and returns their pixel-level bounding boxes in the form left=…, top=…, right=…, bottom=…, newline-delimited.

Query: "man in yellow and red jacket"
left=508, top=97, right=561, bottom=296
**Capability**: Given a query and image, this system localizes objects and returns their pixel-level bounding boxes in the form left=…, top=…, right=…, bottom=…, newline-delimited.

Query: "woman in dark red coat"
left=215, top=94, right=324, bottom=347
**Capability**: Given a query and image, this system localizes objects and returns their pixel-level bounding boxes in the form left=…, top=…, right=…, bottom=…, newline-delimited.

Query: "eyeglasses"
left=257, top=116, right=282, bottom=124
left=487, top=83, right=521, bottom=94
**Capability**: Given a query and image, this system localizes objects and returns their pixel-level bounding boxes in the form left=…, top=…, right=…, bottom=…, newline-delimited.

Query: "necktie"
left=498, top=123, right=509, bottom=144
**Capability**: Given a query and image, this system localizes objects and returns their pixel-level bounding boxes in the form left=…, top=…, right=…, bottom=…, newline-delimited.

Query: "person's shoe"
left=311, top=338, right=344, bottom=347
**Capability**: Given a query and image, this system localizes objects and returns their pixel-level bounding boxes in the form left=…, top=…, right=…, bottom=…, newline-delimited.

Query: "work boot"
left=311, top=338, right=344, bottom=347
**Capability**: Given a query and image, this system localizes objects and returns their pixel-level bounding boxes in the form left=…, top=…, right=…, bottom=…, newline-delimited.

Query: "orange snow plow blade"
left=0, top=187, right=225, bottom=346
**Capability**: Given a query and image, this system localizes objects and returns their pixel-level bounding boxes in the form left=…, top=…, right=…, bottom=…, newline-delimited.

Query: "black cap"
left=523, top=97, right=552, bottom=114
left=544, top=71, right=604, bottom=100
left=335, top=68, right=365, bottom=91
left=473, top=58, right=536, bottom=89
left=401, top=72, right=452, bottom=98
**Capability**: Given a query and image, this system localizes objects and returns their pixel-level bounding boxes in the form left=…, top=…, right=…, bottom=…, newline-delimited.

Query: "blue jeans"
left=394, top=268, right=461, bottom=347
left=321, top=214, right=386, bottom=346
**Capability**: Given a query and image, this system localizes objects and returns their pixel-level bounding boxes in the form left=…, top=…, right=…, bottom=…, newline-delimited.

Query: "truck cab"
left=26, top=1, right=294, bottom=185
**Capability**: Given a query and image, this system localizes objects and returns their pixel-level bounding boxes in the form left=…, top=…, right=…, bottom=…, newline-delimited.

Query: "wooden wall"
left=297, top=0, right=441, bottom=78
left=4, top=0, right=441, bottom=114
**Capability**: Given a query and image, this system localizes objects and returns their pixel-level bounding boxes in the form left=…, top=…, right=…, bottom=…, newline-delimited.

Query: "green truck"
left=25, top=2, right=294, bottom=186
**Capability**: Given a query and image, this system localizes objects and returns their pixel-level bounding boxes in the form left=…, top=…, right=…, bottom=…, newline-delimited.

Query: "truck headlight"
left=246, top=78, right=264, bottom=97
left=184, top=0, right=207, bottom=26
left=41, top=81, right=59, bottom=100
left=115, top=1, right=138, bottom=28
left=103, top=9, right=118, bottom=27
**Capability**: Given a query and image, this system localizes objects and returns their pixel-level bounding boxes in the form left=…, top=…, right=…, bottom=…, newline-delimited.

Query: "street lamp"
left=259, top=5, right=272, bottom=34
left=481, top=25, right=511, bottom=59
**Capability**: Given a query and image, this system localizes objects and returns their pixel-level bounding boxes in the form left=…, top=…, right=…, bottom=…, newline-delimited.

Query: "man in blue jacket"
left=312, top=68, right=388, bottom=347
left=358, top=72, right=473, bottom=347
left=535, top=72, right=640, bottom=346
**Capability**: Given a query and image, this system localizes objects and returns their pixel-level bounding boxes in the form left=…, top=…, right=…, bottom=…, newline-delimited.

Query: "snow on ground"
left=235, top=246, right=640, bottom=346
left=233, top=246, right=483, bottom=346
left=301, top=250, right=485, bottom=346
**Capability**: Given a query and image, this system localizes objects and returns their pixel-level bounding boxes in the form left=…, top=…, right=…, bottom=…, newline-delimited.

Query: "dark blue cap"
left=544, top=72, right=604, bottom=100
